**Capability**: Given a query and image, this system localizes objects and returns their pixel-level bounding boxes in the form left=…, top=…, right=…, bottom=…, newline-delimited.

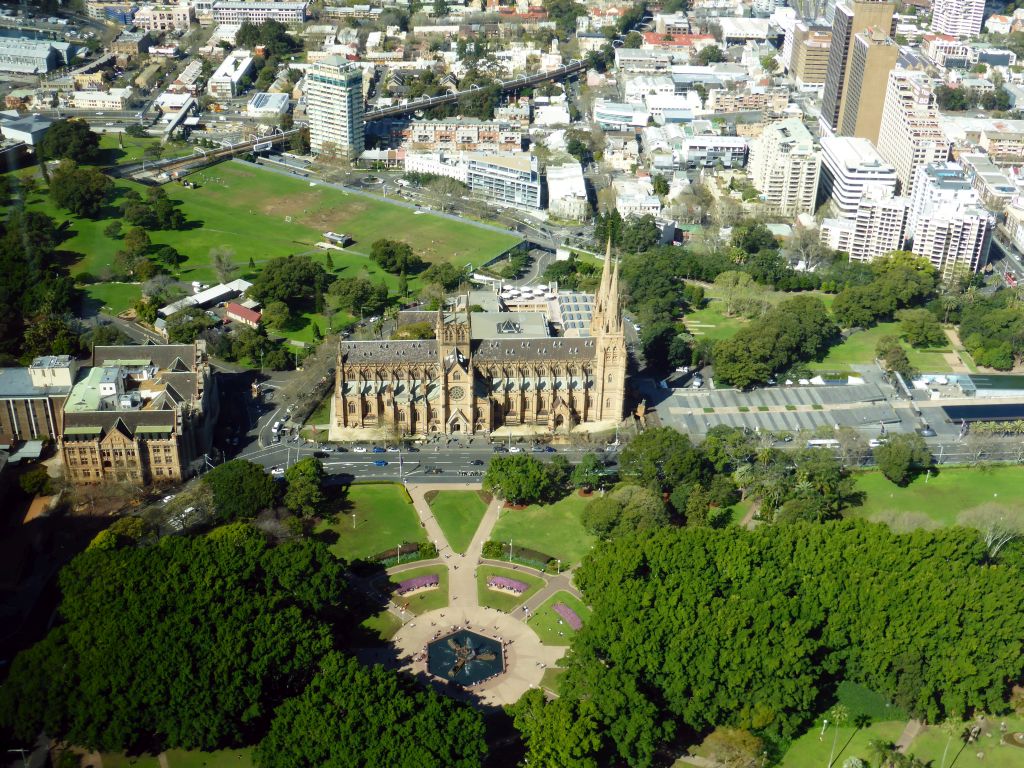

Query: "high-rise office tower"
left=307, top=56, right=365, bottom=159
left=790, top=21, right=832, bottom=89
left=839, top=27, right=899, bottom=143
left=819, top=136, right=898, bottom=218
left=876, top=69, right=950, bottom=194
left=820, top=0, right=896, bottom=135
left=931, top=0, right=985, bottom=38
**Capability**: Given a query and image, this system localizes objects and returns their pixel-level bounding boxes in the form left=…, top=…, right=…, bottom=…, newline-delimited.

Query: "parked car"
left=333, top=446, right=348, bottom=452
left=509, top=446, right=523, bottom=453
left=313, top=450, right=330, bottom=458
left=372, top=446, right=387, bottom=454
left=469, top=459, right=484, bottom=466
left=386, top=446, right=401, bottom=453
left=352, top=446, right=367, bottom=453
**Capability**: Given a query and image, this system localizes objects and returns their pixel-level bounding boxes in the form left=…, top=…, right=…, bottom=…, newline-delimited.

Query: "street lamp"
left=352, top=512, right=356, bottom=529
left=819, top=718, right=828, bottom=740
left=397, top=544, right=401, bottom=565
left=556, top=559, right=561, bottom=574
left=509, top=539, right=513, bottom=563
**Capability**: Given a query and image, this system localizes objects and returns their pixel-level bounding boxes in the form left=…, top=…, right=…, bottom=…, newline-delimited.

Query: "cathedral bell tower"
left=436, top=301, right=474, bottom=434
left=589, top=240, right=627, bottom=422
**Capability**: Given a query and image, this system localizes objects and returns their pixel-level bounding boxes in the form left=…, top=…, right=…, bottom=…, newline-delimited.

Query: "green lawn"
left=684, top=300, right=751, bottom=341
left=305, top=392, right=333, bottom=427
left=527, top=591, right=591, bottom=646
left=82, top=281, right=142, bottom=315
left=907, top=715, right=1024, bottom=768
left=361, top=610, right=404, bottom=641
left=779, top=718, right=906, bottom=768
left=96, top=132, right=195, bottom=168
left=427, top=490, right=490, bottom=554
left=848, top=466, right=1024, bottom=528
left=477, top=565, right=546, bottom=612
left=315, top=483, right=426, bottom=562
left=388, top=565, right=449, bottom=614
left=809, top=322, right=953, bottom=373
left=490, top=492, right=597, bottom=567
left=100, top=749, right=253, bottom=768
left=540, top=666, right=567, bottom=694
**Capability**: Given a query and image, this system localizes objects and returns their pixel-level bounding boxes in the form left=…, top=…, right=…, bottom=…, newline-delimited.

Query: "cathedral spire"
left=606, top=251, right=621, bottom=333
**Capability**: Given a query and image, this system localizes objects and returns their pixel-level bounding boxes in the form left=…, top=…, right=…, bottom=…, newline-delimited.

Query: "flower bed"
left=395, top=574, right=439, bottom=596
left=553, top=602, right=583, bottom=631
left=487, top=575, right=529, bottom=594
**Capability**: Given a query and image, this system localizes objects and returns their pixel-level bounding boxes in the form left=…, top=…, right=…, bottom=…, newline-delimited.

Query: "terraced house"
left=60, top=343, right=217, bottom=486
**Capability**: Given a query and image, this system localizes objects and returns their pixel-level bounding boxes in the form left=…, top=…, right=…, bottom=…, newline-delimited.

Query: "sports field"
left=315, top=483, right=426, bottom=562
left=848, top=466, right=1024, bottom=528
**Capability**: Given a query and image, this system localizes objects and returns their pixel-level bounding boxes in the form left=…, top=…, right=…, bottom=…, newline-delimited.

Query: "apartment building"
left=206, top=50, right=254, bottom=99
left=71, top=87, right=133, bottom=110
left=931, top=0, right=985, bottom=38
left=706, top=87, right=791, bottom=115
left=0, top=356, right=78, bottom=445
left=911, top=204, right=993, bottom=279
left=907, top=163, right=980, bottom=232
left=819, top=136, right=898, bottom=218
left=820, top=0, right=896, bottom=135
left=790, top=22, right=832, bottom=88
left=60, top=343, right=217, bottom=486
left=750, top=117, right=821, bottom=216
left=465, top=153, right=542, bottom=209
left=839, top=27, right=899, bottom=144
left=307, top=56, right=364, bottom=159
left=820, top=188, right=909, bottom=261
left=876, top=69, right=950, bottom=195
left=404, top=118, right=523, bottom=153
left=546, top=162, right=590, bottom=222
left=133, top=2, right=192, bottom=31
left=212, top=1, right=306, bottom=23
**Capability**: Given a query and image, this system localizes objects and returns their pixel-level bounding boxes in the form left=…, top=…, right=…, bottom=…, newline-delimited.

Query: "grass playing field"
left=427, top=490, right=490, bottom=554
left=315, top=483, right=426, bottom=562
left=476, top=565, right=545, bottom=612
left=100, top=749, right=253, bottom=768
left=847, top=466, right=1024, bottom=529
left=489, top=492, right=597, bottom=567
left=527, top=591, right=591, bottom=646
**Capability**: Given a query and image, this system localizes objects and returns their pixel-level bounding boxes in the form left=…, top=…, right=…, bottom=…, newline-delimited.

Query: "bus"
left=805, top=439, right=840, bottom=449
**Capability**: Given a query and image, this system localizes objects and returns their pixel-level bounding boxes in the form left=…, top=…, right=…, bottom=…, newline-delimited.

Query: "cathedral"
left=332, top=246, right=627, bottom=437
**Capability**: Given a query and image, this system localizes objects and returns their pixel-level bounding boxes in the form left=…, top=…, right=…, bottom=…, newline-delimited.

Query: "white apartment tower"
left=750, top=118, right=821, bottom=216
left=819, top=136, right=898, bottom=218
left=907, top=163, right=980, bottom=232
left=930, top=0, right=985, bottom=38
left=820, top=187, right=908, bottom=262
left=911, top=205, right=993, bottom=279
left=876, top=69, right=950, bottom=195
left=307, top=56, right=364, bottom=159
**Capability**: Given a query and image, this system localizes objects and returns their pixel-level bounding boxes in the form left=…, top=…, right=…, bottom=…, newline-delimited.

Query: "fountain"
left=426, top=630, right=505, bottom=687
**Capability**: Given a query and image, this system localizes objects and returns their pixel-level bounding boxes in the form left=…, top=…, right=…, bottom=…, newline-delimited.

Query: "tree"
left=40, top=119, right=100, bottom=163
left=696, top=45, right=726, bottom=65
left=0, top=528, right=344, bottom=752
left=210, top=246, right=237, bottom=284
left=421, top=261, right=464, bottom=291
left=571, top=453, right=604, bottom=490
left=935, top=84, right=973, bottom=111
left=369, top=239, right=424, bottom=274
left=618, top=427, right=709, bottom=493
left=202, top=460, right=278, bottom=522
left=898, top=308, right=946, bottom=348
left=103, top=221, right=121, bottom=239
left=957, top=504, right=1023, bottom=561
left=652, top=174, right=669, bottom=197
left=483, top=455, right=556, bottom=504
left=329, top=277, right=389, bottom=316
left=19, top=466, right=53, bottom=496
left=619, top=215, right=660, bottom=254
left=165, top=307, right=216, bottom=343
left=873, top=433, right=932, bottom=486
left=250, top=254, right=332, bottom=306
left=508, top=688, right=603, bottom=768
left=581, top=484, right=669, bottom=540
left=759, top=54, right=778, bottom=74
left=699, top=727, right=764, bottom=768
left=257, top=653, right=486, bottom=768
left=284, top=457, right=325, bottom=517
left=123, top=227, right=151, bottom=259
left=49, top=160, right=113, bottom=218
left=876, top=335, right=915, bottom=380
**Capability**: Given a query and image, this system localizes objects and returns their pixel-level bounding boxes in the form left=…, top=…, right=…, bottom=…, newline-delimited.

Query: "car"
left=270, top=466, right=285, bottom=477
left=372, top=446, right=387, bottom=453
left=273, top=434, right=281, bottom=443
left=313, top=450, right=330, bottom=458
left=675, top=366, right=690, bottom=374
left=372, top=459, right=389, bottom=467
left=333, top=446, right=348, bottom=453
left=469, top=459, right=484, bottom=466
left=531, top=445, right=546, bottom=452
left=868, top=439, right=887, bottom=449
left=919, top=426, right=937, bottom=437
left=543, top=446, right=556, bottom=453
left=161, top=494, right=175, bottom=504
left=492, top=445, right=508, bottom=453
left=386, top=446, right=401, bottom=452
left=509, top=446, right=523, bottom=453
left=353, top=446, right=367, bottom=453
left=272, top=420, right=282, bottom=434
left=690, top=377, right=704, bottom=389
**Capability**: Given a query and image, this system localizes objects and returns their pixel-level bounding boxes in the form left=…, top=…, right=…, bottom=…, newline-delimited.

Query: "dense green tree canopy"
left=284, top=457, right=326, bottom=517
left=40, top=119, right=101, bottom=163
left=256, top=653, right=486, bottom=768
left=959, top=290, right=1024, bottom=370
left=250, top=254, right=331, bottom=306
left=202, top=459, right=278, bottom=521
left=873, top=433, right=932, bottom=486
left=370, top=239, right=424, bottom=274
left=49, top=160, right=113, bottom=218
left=618, top=427, right=710, bottom=493
left=483, top=454, right=558, bottom=504
left=0, top=525, right=345, bottom=752
left=541, top=523, right=1024, bottom=766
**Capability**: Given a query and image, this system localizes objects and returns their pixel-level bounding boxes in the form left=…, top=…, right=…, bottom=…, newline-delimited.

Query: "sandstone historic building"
left=60, top=343, right=217, bottom=485
left=333, top=248, right=627, bottom=436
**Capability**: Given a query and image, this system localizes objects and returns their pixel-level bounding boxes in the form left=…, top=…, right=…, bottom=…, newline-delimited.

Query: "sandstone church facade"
left=333, top=249, right=627, bottom=436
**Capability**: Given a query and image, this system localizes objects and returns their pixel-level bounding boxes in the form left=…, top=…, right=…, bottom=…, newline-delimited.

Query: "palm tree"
left=867, top=739, right=898, bottom=768
left=938, top=714, right=961, bottom=768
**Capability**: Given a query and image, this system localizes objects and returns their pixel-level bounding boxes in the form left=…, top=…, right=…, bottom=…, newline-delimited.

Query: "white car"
left=386, top=446, right=401, bottom=453
left=161, top=494, right=175, bottom=504
left=509, top=446, right=523, bottom=453
left=352, top=446, right=367, bottom=453
left=271, top=466, right=285, bottom=477
left=869, top=439, right=888, bottom=448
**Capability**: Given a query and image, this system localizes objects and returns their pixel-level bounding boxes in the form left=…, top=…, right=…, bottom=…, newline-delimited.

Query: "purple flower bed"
left=487, top=575, right=529, bottom=594
left=553, top=602, right=583, bottom=631
left=396, top=574, right=439, bottom=595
